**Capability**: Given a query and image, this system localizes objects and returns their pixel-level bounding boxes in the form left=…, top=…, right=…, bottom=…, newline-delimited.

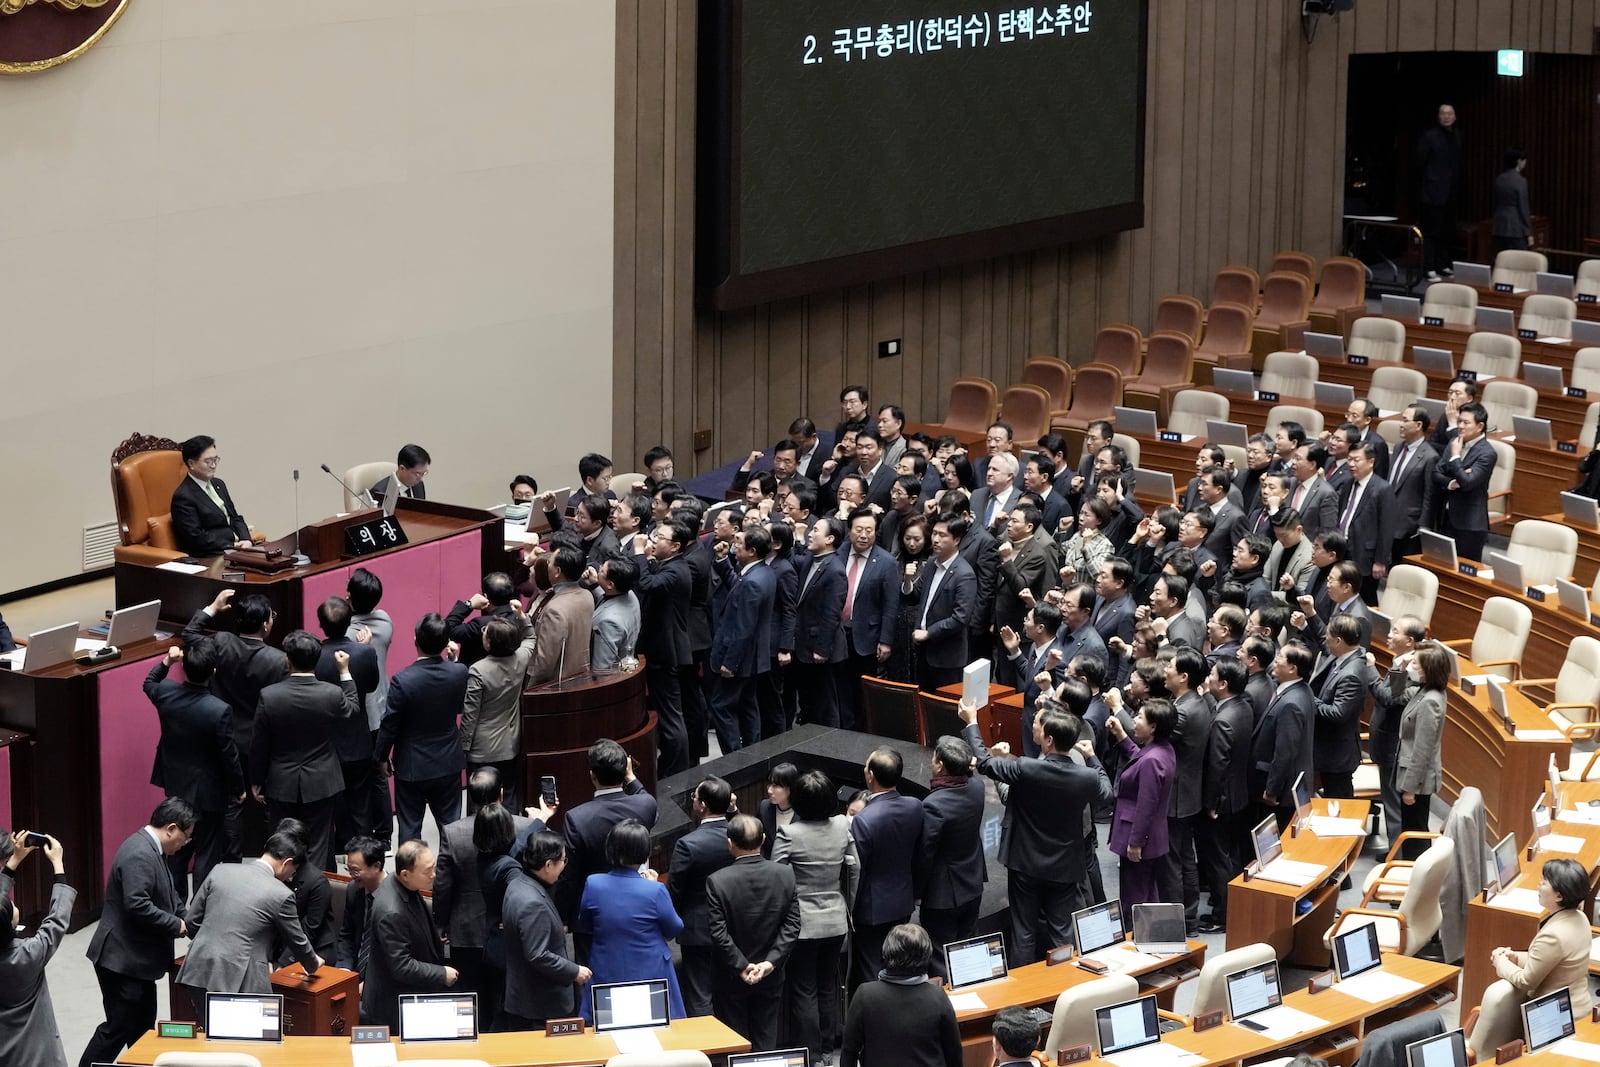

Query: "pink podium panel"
left=96, top=657, right=172, bottom=876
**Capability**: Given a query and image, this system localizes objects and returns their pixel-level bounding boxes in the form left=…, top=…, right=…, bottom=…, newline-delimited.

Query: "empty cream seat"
left=1043, top=974, right=1141, bottom=1056
left=1506, top=519, right=1578, bottom=586
left=1420, top=282, right=1478, bottom=326
left=1578, top=259, right=1600, bottom=302
left=1260, top=351, right=1318, bottom=398
left=1508, top=636, right=1600, bottom=739
left=1111, top=433, right=1141, bottom=471
left=1460, top=332, right=1521, bottom=379
left=1348, top=317, right=1406, bottom=363
left=1572, top=350, right=1600, bottom=397
left=1167, top=390, right=1230, bottom=437
left=1189, top=943, right=1277, bottom=1020
left=1481, top=379, right=1537, bottom=431
left=1520, top=294, right=1578, bottom=339
left=1323, top=836, right=1454, bottom=956
left=1443, top=596, right=1532, bottom=681
left=1487, top=438, right=1515, bottom=529
left=1367, top=366, right=1427, bottom=413
left=1378, top=564, right=1438, bottom=627
left=1493, top=249, right=1549, bottom=290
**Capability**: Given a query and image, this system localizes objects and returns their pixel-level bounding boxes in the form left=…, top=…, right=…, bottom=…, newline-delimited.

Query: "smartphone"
left=23, top=831, right=48, bottom=848
left=540, top=775, right=559, bottom=806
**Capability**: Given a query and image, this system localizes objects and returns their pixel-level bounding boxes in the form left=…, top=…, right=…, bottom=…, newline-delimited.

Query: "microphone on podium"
left=320, top=463, right=375, bottom=508
left=290, top=469, right=311, bottom=566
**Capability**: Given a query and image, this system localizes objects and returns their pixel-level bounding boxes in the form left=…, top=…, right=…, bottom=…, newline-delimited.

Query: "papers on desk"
left=1537, top=337, right=1570, bottom=345
left=1488, top=887, right=1547, bottom=913
left=609, top=1028, right=664, bottom=1055
left=1237, top=1005, right=1326, bottom=1040
left=0, top=648, right=24, bottom=669
left=1084, top=947, right=1164, bottom=972
left=1558, top=805, right=1600, bottom=826
left=1552, top=1040, right=1600, bottom=1063
left=1253, top=858, right=1327, bottom=886
left=1103, top=1043, right=1205, bottom=1067
left=947, top=991, right=988, bottom=1010
left=1516, top=730, right=1565, bottom=741
left=503, top=520, right=540, bottom=545
left=1476, top=569, right=1495, bottom=581
left=156, top=560, right=206, bottom=574
left=350, top=1042, right=398, bottom=1067
left=1333, top=969, right=1424, bottom=1003
left=1537, top=833, right=1588, bottom=854
left=1304, top=816, right=1368, bottom=838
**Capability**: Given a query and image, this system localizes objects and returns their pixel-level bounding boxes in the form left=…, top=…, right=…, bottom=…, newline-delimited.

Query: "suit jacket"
left=682, top=539, right=715, bottom=654
left=906, top=555, right=978, bottom=669
left=793, top=550, right=848, bottom=664
left=1428, top=436, right=1497, bottom=537
left=434, top=811, right=532, bottom=950
left=282, top=866, right=335, bottom=964
left=1203, top=695, right=1253, bottom=816
left=1244, top=670, right=1274, bottom=729
left=1394, top=683, right=1447, bottom=796
left=0, top=611, right=13, bottom=652
left=336, top=881, right=373, bottom=972
left=634, top=552, right=694, bottom=668
left=314, top=636, right=380, bottom=764
left=1287, top=476, right=1339, bottom=540
left=182, top=608, right=289, bottom=770
left=1496, top=908, right=1593, bottom=1015
left=773, top=815, right=859, bottom=940
left=251, top=675, right=359, bottom=803
left=529, top=583, right=594, bottom=685
left=87, top=828, right=185, bottom=980
left=1009, top=636, right=1068, bottom=757
left=1164, top=611, right=1206, bottom=652
left=952, top=525, right=1001, bottom=639
left=349, top=610, right=392, bottom=730
left=1336, top=475, right=1396, bottom=572
left=1168, top=691, right=1213, bottom=818
left=503, top=871, right=580, bottom=1021
left=1251, top=680, right=1315, bottom=802
left=767, top=554, right=800, bottom=657
left=668, top=817, right=733, bottom=947
left=1311, top=650, right=1376, bottom=774
left=361, top=874, right=449, bottom=1030
left=1265, top=538, right=1317, bottom=601
left=840, top=546, right=899, bottom=658
left=849, top=789, right=925, bottom=925
left=170, top=475, right=251, bottom=557
left=850, top=461, right=898, bottom=511
left=969, top=485, right=1021, bottom=534
left=1111, top=736, right=1175, bottom=857
left=1200, top=503, right=1245, bottom=561
left=915, top=776, right=987, bottom=910
left=368, top=474, right=425, bottom=504
left=179, top=859, right=316, bottom=994
left=1492, top=168, right=1534, bottom=239
left=376, top=656, right=469, bottom=782
left=462, top=613, right=536, bottom=763
left=555, top=779, right=659, bottom=923
left=996, top=532, right=1060, bottom=636
left=576, top=870, right=686, bottom=1022
left=965, top=723, right=1111, bottom=880
left=0, top=879, right=75, bottom=1067
left=445, top=601, right=517, bottom=670
left=1387, top=438, right=1439, bottom=540
left=146, top=660, right=243, bottom=811
left=707, top=855, right=802, bottom=983
left=591, top=591, right=641, bottom=670
left=710, top=560, right=777, bottom=677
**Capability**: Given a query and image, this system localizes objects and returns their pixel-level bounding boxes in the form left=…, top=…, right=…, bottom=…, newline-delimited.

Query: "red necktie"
left=843, top=553, right=863, bottom=622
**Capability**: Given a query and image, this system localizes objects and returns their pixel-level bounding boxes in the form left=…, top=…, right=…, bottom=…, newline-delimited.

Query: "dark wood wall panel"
left=614, top=1, right=1598, bottom=474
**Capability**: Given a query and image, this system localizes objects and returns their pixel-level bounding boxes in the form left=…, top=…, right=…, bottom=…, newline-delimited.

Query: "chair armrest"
left=1509, top=678, right=1559, bottom=689
left=1475, top=659, right=1522, bottom=679
left=1278, top=321, right=1311, bottom=350
left=1548, top=703, right=1600, bottom=736
left=1384, top=832, right=1439, bottom=865
left=113, top=544, right=185, bottom=566
left=1360, top=874, right=1416, bottom=908
left=1332, top=907, right=1409, bottom=949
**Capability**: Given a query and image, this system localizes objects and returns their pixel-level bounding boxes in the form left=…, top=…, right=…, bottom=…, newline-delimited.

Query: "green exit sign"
left=1497, top=49, right=1524, bottom=76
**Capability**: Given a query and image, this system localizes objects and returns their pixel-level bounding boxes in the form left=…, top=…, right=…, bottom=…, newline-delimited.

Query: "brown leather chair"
left=1147, top=294, right=1204, bottom=346
left=1052, top=364, right=1122, bottom=434
left=943, top=377, right=998, bottom=434
left=916, top=690, right=967, bottom=746
left=1211, top=265, right=1260, bottom=312
left=1308, top=256, right=1367, bottom=336
left=1269, top=250, right=1317, bottom=282
left=1250, top=271, right=1313, bottom=366
left=997, top=384, right=1053, bottom=443
left=1123, top=333, right=1196, bottom=421
left=111, top=433, right=191, bottom=565
left=1085, top=325, right=1142, bottom=378
left=1196, top=302, right=1255, bottom=371
left=1020, top=357, right=1073, bottom=416
left=860, top=676, right=923, bottom=744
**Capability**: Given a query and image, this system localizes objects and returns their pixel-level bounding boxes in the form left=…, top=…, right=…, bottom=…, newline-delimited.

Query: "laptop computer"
left=1225, top=961, right=1310, bottom=1035
left=106, top=599, right=162, bottom=649
left=1304, top=332, right=1344, bottom=359
left=1573, top=319, right=1600, bottom=346
left=729, top=1051, right=810, bottom=1067
left=1205, top=420, right=1249, bottom=448
left=1212, top=368, right=1256, bottom=396
left=1314, top=381, right=1356, bottom=409
left=1405, top=1030, right=1469, bottom=1067
left=592, top=979, right=672, bottom=1032
left=1114, top=406, right=1159, bottom=438
left=1557, top=578, right=1592, bottom=619
left=1511, top=415, right=1554, bottom=447
left=525, top=486, right=572, bottom=535
left=1561, top=492, right=1600, bottom=530
left=1251, top=813, right=1284, bottom=869
left=1412, top=346, right=1455, bottom=376
left=1333, top=922, right=1383, bottom=982
left=1537, top=272, right=1576, bottom=299
left=1486, top=679, right=1513, bottom=724
left=1131, top=903, right=1187, bottom=955
left=1522, top=988, right=1576, bottom=1054
left=1420, top=529, right=1459, bottom=569
left=943, top=931, right=1008, bottom=990
left=1073, top=899, right=1125, bottom=957
left=1485, top=551, right=1525, bottom=593
left=398, top=993, right=478, bottom=1042
left=1291, top=772, right=1314, bottom=826
left=1477, top=307, right=1516, bottom=335
left=204, top=993, right=284, bottom=1042
left=1523, top=362, right=1565, bottom=393
left=21, top=621, right=80, bottom=672
left=1452, top=262, right=1493, bottom=287
left=1133, top=468, right=1177, bottom=506
left=1381, top=294, right=1421, bottom=322
left=1414, top=396, right=1446, bottom=423
left=1486, top=831, right=1521, bottom=897
left=1093, top=995, right=1163, bottom=1058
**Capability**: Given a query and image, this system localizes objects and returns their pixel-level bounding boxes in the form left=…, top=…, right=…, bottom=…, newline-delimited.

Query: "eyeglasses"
left=199, top=456, right=221, bottom=467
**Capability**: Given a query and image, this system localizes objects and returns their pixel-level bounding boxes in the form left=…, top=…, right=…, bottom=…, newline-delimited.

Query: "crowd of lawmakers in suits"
left=0, top=376, right=1506, bottom=1065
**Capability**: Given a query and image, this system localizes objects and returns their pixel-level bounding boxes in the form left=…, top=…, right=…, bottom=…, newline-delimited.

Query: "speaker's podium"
left=168, top=962, right=360, bottom=1036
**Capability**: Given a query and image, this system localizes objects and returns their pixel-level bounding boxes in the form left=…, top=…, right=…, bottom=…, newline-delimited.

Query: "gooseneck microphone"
left=320, top=463, right=375, bottom=508
left=290, top=469, right=310, bottom=566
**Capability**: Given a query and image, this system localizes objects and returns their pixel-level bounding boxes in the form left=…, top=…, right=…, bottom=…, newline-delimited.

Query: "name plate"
left=1457, top=369, right=1477, bottom=381
left=343, top=516, right=407, bottom=557
left=1158, top=430, right=1183, bottom=443
left=546, top=1017, right=586, bottom=1037
left=1519, top=328, right=1538, bottom=339
left=1580, top=293, right=1597, bottom=304
left=1495, top=282, right=1515, bottom=293
left=1347, top=354, right=1369, bottom=366
left=1423, top=316, right=1445, bottom=327
left=1496, top=1038, right=1525, bottom=1063
left=1567, top=387, right=1588, bottom=399
left=1194, top=1011, right=1224, bottom=1033
left=1589, top=612, right=1600, bottom=628
left=1258, top=390, right=1279, bottom=403
left=1046, top=945, right=1075, bottom=966
left=352, top=1026, right=391, bottom=1043
left=1459, top=562, right=1479, bottom=577
left=1059, top=1044, right=1093, bottom=1065
left=1559, top=440, right=1580, bottom=453
left=1307, top=971, right=1336, bottom=994
left=1527, top=587, right=1546, bottom=602
left=158, top=1021, right=196, bottom=1039
left=1460, top=677, right=1477, bottom=695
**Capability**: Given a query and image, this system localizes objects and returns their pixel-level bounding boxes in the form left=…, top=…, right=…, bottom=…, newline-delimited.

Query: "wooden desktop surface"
left=1472, top=283, right=1600, bottom=323
left=1519, top=1014, right=1600, bottom=1067
left=119, top=1015, right=749, bottom=1066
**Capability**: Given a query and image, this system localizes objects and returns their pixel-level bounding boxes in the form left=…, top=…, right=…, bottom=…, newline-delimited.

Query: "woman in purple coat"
left=1108, top=698, right=1177, bottom=905
left=575, top=819, right=686, bottom=1021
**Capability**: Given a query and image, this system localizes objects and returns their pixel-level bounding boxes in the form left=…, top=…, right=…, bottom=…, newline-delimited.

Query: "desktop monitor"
left=1412, top=346, right=1455, bottom=376
left=1561, top=492, right=1600, bottom=531
left=1522, top=988, right=1576, bottom=1053
left=526, top=486, right=572, bottom=534
left=1536, top=272, right=1575, bottom=299
left=592, top=979, right=672, bottom=1033
left=1452, top=262, right=1493, bottom=287
left=1250, top=814, right=1283, bottom=869
left=1332, top=922, right=1382, bottom=980
left=1205, top=420, right=1249, bottom=448
left=1381, top=294, right=1421, bottom=322
left=943, top=932, right=1008, bottom=990
left=1133, top=468, right=1176, bottom=506
left=1573, top=320, right=1600, bottom=346
left=1485, top=552, right=1525, bottom=594
left=1071, top=899, right=1125, bottom=956
left=1524, top=363, right=1566, bottom=393
left=1291, top=772, right=1314, bottom=825
left=1313, top=382, right=1356, bottom=409
left=1212, top=368, right=1256, bottom=396
left=1476, top=307, right=1516, bottom=335
left=204, top=993, right=284, bottom=1043
left=1405, top=1030, right=1469, bottom=1067
left=379, top=474, right=401, bottom=518
left=1093, top=995, right=1162, bottom=1057
left=1113, top=407, right=1158, bottom=438
left=1304, top=332, right=1344, bottom=359
left=397, top=993, right=479, bottom=1042
left=1511, top=416, right=1554, bottom=448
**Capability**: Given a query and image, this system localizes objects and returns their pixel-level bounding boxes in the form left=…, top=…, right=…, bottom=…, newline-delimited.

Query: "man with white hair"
left=970, top=452, right=1021, bottom=534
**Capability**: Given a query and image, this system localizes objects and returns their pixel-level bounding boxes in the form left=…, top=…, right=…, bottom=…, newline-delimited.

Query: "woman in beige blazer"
left=1492, top=857, right=1595, bottom=1015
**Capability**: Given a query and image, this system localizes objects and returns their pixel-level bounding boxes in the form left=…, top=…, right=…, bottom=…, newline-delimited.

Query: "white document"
left=1334, top=970, right=1424, bottom=1003
left=1488, top=887, right=1547, bottom=913
left=1104, top=1043, right=1205, bottom=1067
left=156, top=560, right=206, bottom=574
left=1538, top=833, right=1587, bottom=854
left=1557, top=806, right=1600, bottom=825
left=962, top=659, right=991, bottom=708
left=1, top=648, right=25, bottom=668
left=1086, top=947, right=1162, bottom=972
left=1304, top=816, right=1368, bottom=838
left=1517, top=730, right=1566, bottom=741
left=503, top=520, right=540, bottom=545
left=351, top=1042, right=399, bottom=1067
left=947, top=991, right=988, bottom=1010
left=1238, top=1005, right=1326, bottom=1039
left=1552, top=1040, right=1600, bottom=1063
left=1254, top=858, right=1326, bottom=885
left=609, top=1028, right=664, bottom=1055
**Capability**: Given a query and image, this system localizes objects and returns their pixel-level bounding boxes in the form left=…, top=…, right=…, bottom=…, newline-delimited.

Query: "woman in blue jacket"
left=576, top=819, right=685, bottom=1021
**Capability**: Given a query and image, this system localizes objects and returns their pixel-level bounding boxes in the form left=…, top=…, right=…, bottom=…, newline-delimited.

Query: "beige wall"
left=0, top=0, right=614, bottom=595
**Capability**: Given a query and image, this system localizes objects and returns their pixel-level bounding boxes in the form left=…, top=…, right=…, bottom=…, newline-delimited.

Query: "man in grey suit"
left=250, top=630, right=360, bottom=873
left=177, top=831, right=321, bottom=999
left=1264, top=508, right=1317, bottom=601
left=1145, top=574, right=1204, bottom=651
left=363, top=840, right=458, bottom=1030
left=1492, top=148, right=1533, bottom=253
left=1308, top=615, right=1377, bottom=800
left=1388, top=406, right=1440, bottom=563
left=1286, top=444, right=1339, bottom=540
left=461, top=602, right=536, bottom=813
left=969, top=452, right=1022, bottom=534
left=80, top=798, right=198, bottom=1067
left=434, top=769, right=532, bottom=1007
left=590, top=556, right=641, bottom=671
left=994, top=505, right=1060, bottom=685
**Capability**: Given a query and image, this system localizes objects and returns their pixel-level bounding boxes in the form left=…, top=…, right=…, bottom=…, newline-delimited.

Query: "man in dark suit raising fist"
left=376, top=613, right=469, bottom=847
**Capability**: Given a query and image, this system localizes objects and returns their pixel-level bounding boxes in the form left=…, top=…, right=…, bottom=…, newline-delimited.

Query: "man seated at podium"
left=171, top=435, right=253, bottom=557
left=368, top=443, right=431, bottom=504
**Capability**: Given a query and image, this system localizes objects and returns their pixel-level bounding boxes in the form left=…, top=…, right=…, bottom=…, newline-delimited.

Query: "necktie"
left=357, top=897, right=373, bottom=975
left=1339, top=482, right=1362, bottom=532
left=201, top=479, right=227, bottom=514
left=1391, top=442, right=1410, bottom=481
left=1292, top=482, right=1307, bottom=511
left=843, top=553, right=863, bottom=622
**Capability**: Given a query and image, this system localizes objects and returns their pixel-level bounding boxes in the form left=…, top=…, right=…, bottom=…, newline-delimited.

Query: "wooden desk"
left=1224, top=799, right=1370, bottom=969
left=1415, top=555, right=1596, bottom=683
left=1473, top=283, right=1600, bottom=325
left=1517, top=1012, right=1600, bottom=1067
left=119, top=1016, right=750, bottom=1066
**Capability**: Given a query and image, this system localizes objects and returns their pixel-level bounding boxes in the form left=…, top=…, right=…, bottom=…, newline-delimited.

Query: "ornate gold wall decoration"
left=0, top=0, right=130, bottom=74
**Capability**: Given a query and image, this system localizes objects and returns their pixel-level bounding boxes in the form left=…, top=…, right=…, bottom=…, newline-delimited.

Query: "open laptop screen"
left=1225, top=961, right=1283, bottom=1024
left=943, top=932, right=1007, bottom=990
left=1251, top=814, right=1283, bottom=868
left=1072, top=900, right=1125, bottom=955
left=1490, top=832, right=1520, bottom=893
left=1095, top=995, right=1161, bottom=1056
left=1406, top=1030, right=1468, bottom=1067
left=1522, top=988, right=1576, bottom=1053
left=592, top=979, right=672, bottom=1032
left=398, top=993, right=478, bottom=1042
left=729, top=1051, right=810, bottom=1067
left=1292, top=772, right=1313, bottom=824
left=204, top=993, right=284, bottom=1042
left=1333, top=922, right=1382, bottom=980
